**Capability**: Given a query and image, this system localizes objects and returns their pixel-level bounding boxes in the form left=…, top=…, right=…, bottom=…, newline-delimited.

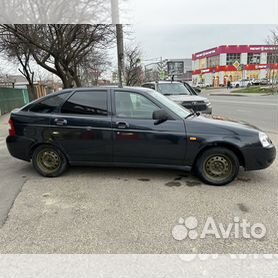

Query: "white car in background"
left=231, top=79, right=252, bottom=88
left=196, top=82, right=207, bottom=88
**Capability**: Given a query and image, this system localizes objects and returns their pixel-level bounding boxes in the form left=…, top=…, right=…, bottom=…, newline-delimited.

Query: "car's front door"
left=49, top=89, right=113, bottom=163
left=112, top=89, right=186, bottom=165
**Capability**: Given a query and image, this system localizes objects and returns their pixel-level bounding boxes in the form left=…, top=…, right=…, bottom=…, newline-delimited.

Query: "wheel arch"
left=29, top=142, right=70, bottom=162
left=193, top=141, right=245, bottom=169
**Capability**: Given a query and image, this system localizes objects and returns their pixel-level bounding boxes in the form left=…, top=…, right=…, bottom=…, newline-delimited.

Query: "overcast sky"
left=132, top=24, right=277, bottom=60
left=130, top=0, right=278, bottom=24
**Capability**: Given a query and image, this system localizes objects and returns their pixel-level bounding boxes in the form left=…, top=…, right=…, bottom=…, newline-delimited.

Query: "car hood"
left=166, top=95, right=208, bottom=102
left=186, top=114, right=261, bottom=136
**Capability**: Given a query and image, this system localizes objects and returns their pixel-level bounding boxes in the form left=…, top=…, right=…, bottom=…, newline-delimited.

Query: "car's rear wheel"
left=32, top=145, right=68, bottom=177
left=195, top=147, right=239, bottom=186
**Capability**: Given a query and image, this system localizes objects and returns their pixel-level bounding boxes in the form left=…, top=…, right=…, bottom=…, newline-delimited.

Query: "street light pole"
left=111, top=0, right=124, bottom=87
left=111, top=0, right=120, bottom=24
left=116, top=24, right=124, bottom=88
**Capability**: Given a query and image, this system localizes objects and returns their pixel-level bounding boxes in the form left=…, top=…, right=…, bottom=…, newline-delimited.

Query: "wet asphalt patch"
left=165, top=175, right=202, bottom=187
left=237, top=203, right=249, bottom=212
left=138, top=178, right=151, bottom=182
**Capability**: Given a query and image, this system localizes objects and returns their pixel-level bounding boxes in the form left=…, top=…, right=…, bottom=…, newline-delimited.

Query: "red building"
left=192, top=45, right=278, bottom=87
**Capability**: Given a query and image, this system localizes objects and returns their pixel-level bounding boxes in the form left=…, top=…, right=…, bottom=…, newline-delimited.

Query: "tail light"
left=8, top=119, right=16, bottom=137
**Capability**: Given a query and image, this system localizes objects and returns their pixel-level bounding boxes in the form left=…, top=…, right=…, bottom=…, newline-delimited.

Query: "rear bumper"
left=6, top=136, right=33, bottom=162
left=243, top=145, right=276, bottom=171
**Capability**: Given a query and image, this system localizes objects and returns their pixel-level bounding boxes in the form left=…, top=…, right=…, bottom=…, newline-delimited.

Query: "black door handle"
left=54, top=118, right=67, bottom=126
left=116, top=121, right=129, bottom=129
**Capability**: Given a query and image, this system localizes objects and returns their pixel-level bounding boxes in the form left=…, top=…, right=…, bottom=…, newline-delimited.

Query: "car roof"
left=55, top=86, right=154, bottom=94
left=143, top=81, right=181, bottom=84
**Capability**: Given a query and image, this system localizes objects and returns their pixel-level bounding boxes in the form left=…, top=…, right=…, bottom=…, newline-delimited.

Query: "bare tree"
left=0, top=31, right=37, bottom=99
left=266, top=27, right=278, bottom=90
left=0, top=0, right=110, bottom=23
left=124, top=45, right=144, bottom=86
left=0, top=24, right=115, bottom=88
left=16, top=48, right=36, bottom=101
left=0, top=0, right=129, bottom=24
left=80, top=51, right=112, bottom=86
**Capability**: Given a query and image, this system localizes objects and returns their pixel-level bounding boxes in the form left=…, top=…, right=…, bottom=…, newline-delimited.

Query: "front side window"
left=29, top=93, right=69, bottom=113
left=61, top=91, right=108, bottom=116
left=115, top=91, right=160, bottom=119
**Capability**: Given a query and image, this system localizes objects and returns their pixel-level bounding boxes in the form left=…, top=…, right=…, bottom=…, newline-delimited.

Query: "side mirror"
left=194, top=87, right=201, bottom=93
left=153, top=109, right=169, bottom=125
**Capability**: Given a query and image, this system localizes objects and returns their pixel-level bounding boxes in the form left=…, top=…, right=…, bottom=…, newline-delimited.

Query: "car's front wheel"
left=195, top=147, right=239, bottom=186
left=32, top=145, right=68, bottom=177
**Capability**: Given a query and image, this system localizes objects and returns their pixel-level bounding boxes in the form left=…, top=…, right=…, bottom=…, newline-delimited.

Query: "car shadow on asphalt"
left=12, top=161, right=273, bottom=188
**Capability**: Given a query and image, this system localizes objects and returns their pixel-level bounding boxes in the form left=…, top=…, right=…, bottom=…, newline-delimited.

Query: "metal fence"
left=0, top=88, right=29, bottom=115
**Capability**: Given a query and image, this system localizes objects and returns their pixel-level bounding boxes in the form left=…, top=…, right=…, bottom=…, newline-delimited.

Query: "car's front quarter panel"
left=183, top=116, right=273, bottom=169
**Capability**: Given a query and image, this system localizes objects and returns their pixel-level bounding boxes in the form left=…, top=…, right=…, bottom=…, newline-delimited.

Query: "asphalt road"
left=205, top=91, right=278, bottom=134
left=0, top=94, right=277, bottom=253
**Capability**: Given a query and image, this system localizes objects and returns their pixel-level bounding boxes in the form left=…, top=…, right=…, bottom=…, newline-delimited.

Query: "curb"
left=209, top=94, right=248, bottom=97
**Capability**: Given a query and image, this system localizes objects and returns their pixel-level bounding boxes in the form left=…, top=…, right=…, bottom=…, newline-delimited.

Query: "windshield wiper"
left=184, top=111, right=200, bottom=120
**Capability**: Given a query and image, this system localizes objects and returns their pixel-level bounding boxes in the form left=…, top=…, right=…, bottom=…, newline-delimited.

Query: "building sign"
left=167, top=61, right=184, bottom=75
left=195, top=48, right=217, bottom=59
left=255, top=65, right=268, bottom=69
left=201, top=69, right=210, bottom=73
left=249, top=46, right=278, bottom=52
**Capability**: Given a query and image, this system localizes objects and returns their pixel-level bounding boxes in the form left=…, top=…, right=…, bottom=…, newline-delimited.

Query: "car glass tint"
left=115, top=91, right=159, bottom=119
left=61, top=91, right=108, bottom=116
left=29, top=93, right=69, bottom=113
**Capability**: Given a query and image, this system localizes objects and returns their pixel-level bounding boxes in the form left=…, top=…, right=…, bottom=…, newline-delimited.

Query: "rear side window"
left=61, top=91, right=108, bottom=116
left=29, top=93, right=69, bottom=113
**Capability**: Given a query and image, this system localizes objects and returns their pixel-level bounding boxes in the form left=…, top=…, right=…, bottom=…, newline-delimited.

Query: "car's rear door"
left=49, top=89, right=113, bottom=163
left=111, top=89, right=186, bottom=165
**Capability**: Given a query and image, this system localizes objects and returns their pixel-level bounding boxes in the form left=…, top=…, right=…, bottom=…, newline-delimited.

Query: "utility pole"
left=111, top=0, right=120, bottom=24
left=111, top=0, right=124, bottom=87
left=116, top=25, right=124, bottom=88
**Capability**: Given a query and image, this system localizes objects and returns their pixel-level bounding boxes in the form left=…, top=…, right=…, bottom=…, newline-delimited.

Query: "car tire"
left=32, top=145, right=68, bottom=177
left=195, top=147, right=239, bottom=186
left=235, top=84, right=239, bottom=88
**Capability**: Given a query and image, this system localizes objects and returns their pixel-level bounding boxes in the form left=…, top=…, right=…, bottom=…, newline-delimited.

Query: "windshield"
left=157, top=83, right=191, bottom=95
left=146, top=89, right=191, bottom=118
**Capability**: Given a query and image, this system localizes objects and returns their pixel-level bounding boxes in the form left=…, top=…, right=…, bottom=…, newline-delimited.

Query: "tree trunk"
left=27, top=84, right=37, bottom=101
left=74, top=75, right=82, bottom=87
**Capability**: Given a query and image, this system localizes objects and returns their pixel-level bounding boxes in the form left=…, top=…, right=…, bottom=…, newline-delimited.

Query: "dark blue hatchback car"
left=6, top=87, right=276, bottom=185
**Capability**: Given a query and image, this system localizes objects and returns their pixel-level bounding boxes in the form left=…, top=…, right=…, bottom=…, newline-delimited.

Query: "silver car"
left=142, top=81, right=212, bottom=114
